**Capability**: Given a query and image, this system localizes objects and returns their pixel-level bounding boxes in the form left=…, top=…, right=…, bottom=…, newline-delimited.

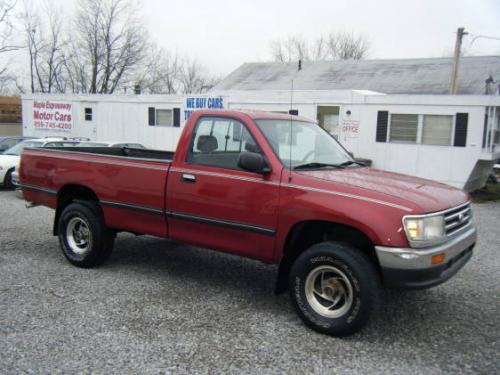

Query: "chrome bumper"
left=375, top=226, right=476, bottom=289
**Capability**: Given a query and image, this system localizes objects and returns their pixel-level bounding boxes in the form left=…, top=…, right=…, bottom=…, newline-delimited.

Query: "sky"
left=138, top=0, right=500, bottom=75
left=8, top=0, right=500, bottom=79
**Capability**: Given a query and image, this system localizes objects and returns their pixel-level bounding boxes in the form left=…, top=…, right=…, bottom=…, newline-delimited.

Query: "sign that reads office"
left=184, top=97, right=224, bottom=120
left=33, top=100, right=73, bottom=132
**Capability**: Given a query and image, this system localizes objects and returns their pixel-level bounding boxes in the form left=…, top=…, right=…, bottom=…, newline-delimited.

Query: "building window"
left=389, top=114, right=418, bottom=143
left=155, top=109, right=173, bottom=126
left=84, top=107, right=92, bottom=121
left=422, top=115, right=453, bottom=146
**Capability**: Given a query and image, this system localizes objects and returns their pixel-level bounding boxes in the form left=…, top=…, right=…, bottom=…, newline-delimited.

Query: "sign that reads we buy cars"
left=33, top=100, right=73, bottom=132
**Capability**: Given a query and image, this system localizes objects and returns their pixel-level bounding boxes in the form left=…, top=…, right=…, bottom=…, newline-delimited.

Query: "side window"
left=187, top=117, right=261, bottom=170
left=44, top=142, right=63, bottom=147
left=389, top=114, right=418, bottom=143
left=422, top=115, right=453, bottom=146
left=84, top=107, right=92, bottom=121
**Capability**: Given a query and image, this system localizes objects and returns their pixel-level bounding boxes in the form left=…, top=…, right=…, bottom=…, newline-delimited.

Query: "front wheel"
left=58, top=202, right=115, bottom=268
left=4, top=169, right=14, bottom=190
left=289, top=241, right=382, bottom=336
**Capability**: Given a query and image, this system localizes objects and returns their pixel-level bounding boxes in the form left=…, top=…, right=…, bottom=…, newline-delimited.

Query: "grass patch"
left=471, top=181, right=500, bottom=203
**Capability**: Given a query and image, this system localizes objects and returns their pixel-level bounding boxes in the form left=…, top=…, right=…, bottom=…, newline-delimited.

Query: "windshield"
left=255, top=119, right=353, bottom=169
left=4, top=140, right=43, bottom=155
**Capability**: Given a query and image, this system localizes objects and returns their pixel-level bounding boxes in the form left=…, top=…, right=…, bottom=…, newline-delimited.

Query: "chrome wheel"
left=305, top=265, right=354, bottom=318
left=66, top=217, right=92, bottom=255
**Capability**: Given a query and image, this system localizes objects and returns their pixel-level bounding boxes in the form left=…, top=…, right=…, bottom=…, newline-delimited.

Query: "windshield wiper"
left=338, top=160, right=366, bottom=167
left=293, top=162, right=345, bottom=170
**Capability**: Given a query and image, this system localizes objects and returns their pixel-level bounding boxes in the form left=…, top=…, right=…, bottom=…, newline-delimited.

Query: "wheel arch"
left=3, top=166, right=15, bottom=185
left=275, top=220, right=381, bottom=294
left=53, top=184, right=100, bottom=235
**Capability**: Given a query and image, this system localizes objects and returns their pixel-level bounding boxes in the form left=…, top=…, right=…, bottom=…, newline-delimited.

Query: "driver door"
left=166, top=116, right=280, bottom=262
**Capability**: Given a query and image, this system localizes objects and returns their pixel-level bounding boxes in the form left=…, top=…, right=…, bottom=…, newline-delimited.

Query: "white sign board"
left=33, top=100, right=73, bottom=132
left=342, top=119, right=360, bottom=139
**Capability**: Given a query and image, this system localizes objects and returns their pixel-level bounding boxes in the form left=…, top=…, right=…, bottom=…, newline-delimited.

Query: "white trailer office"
left=21, top=90, right=500, bottom=191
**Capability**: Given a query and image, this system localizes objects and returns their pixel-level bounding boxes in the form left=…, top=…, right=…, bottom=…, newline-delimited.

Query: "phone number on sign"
left=34, top=121, right=72, bottom=131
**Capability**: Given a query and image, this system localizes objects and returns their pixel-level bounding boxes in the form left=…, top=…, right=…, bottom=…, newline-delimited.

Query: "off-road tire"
left=58, top=202, right=115, bottom=268
left=289, top=241, right=382, bottom=337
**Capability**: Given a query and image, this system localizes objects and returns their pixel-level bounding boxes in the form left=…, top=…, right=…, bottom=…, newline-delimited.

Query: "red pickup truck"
left=19, top=110, right=476, bottom=336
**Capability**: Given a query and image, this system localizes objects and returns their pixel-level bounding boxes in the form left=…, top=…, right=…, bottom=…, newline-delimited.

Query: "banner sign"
left=184, top=97, right=224, bottom=121
left=33, top=100, right=73, bottom=132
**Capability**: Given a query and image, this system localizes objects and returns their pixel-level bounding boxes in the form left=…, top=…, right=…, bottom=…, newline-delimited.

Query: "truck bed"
left=20, top=146, right=173, bottom=238
left=45, top=146, right=174, bottom=162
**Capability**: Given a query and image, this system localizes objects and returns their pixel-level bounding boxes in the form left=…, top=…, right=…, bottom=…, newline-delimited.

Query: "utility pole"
left=449, top=27, right=468, bottom=94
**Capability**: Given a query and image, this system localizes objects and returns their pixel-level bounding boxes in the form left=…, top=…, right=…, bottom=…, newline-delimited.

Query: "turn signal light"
left=431, top=253, right=446, bottom=265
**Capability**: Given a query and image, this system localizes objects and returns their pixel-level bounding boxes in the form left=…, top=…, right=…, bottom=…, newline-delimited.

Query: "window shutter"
left=148, top=107, right=155, bottom=126
left=376, top=111, right=389, bottom=142
left=173, top=108, right=181, bottom=127
left=454, top=113, right=468, bottom=147
left=482, top=113, right=488, bottom=148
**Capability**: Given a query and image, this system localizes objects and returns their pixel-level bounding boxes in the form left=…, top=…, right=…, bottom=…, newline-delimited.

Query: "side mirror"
left=238, top=152, right=271, bottom=174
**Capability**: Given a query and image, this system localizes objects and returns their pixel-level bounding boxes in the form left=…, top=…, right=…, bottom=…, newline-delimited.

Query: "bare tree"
left=179, top=58, right=220, bottom=94
left=0, top=0, right=20, bottom=54
left=17, top=0, right=220, bottom=95
left=135, top=45, right=181, bottom=94
left=325, top=31, right=370, bottom=60
left=311, top=36, right=328, bottom=61
left=71, top=0, right=147, bottom=93
left=21, top=1, right=68, bottom=93
left=270, top=36, right=309, bottom=62
left=0, top=0, right=22, bottom=93
left=270, top=31, right=370, bottom=62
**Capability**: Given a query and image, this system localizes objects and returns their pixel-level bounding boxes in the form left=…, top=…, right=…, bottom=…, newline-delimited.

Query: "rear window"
left=77, top=142, right=108, bottom=147
left=117, top=143, right=145, bottom=149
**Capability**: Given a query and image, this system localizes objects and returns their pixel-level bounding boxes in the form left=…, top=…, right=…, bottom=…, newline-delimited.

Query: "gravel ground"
left=0, top=190, right=499, bottom=374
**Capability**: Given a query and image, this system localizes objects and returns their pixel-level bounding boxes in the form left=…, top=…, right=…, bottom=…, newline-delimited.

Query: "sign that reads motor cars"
left=33, top=100, right=72, bottom=132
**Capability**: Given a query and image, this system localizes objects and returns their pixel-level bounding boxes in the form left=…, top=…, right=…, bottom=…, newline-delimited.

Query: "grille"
left=444, top=203, right=472, bottom=236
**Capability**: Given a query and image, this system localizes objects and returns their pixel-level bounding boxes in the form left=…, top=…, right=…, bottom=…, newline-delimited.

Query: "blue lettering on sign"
left=184, top=110, right=193, bottom=120
left=184, top=97, right=224, bottom=120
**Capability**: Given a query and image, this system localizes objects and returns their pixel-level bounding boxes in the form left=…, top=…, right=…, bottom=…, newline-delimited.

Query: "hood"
left=297, top=167, right=469, bottom=213
left=0, top=154, right=20, bottom=169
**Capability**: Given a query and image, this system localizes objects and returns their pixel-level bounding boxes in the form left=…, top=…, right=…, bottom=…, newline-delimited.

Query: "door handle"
left=182, top=173, right=196, bottom=183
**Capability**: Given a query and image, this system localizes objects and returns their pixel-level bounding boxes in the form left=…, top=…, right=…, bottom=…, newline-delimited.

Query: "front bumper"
left=375, top=226, right=476, bottom=289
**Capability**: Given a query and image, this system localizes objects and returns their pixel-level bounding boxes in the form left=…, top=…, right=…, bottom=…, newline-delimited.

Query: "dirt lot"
left=0, top=190, right=499, bottom=374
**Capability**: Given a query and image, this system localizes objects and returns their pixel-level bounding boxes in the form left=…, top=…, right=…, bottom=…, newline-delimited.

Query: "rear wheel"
left=289, top=241, right=382, bottom=336
left=58, top=202, right=115, bottom=268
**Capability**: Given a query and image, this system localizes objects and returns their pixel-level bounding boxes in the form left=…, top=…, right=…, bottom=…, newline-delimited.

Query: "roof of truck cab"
left=196, top=109, right=314, bottom=123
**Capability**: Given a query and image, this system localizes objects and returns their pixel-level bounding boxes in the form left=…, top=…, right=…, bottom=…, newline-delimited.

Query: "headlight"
left=403, top=215, right=446, bottom=248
